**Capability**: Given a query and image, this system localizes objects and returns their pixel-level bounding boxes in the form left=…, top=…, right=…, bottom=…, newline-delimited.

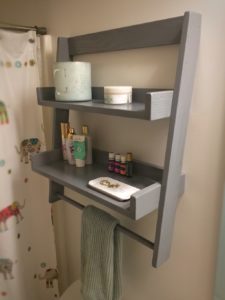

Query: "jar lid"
left=69, top=128, right=75, bottom=134
left=120, top=155, right=126, bottom=163
left=115, top=153, right=121, bottom=161
left=109, top=152, right=115, bottom=159
left=68, top=128, right=76, bottom=138
left=104, top=86, right=132, bottom=93
left=126, top=152, right=133, bottom=161
left=82, top=125, right=89, bottom=136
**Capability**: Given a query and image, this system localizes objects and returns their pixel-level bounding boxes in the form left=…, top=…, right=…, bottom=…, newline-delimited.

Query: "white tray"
left=88, top=177, right=140, bottom=201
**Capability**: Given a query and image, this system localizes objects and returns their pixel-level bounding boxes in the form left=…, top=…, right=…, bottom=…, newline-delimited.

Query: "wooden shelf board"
left=37, top=87, right=173, bottom=121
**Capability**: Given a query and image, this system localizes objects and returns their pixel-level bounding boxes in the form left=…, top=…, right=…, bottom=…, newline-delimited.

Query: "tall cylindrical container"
left=61, top=122, right=70, bottom=160
left=66, top=128, right=76, bottom=165
left=82, top=125, right=92, bottom=165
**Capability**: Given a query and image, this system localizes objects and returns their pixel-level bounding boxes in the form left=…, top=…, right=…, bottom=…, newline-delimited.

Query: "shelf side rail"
left=152, top=11, right=201, bottom=267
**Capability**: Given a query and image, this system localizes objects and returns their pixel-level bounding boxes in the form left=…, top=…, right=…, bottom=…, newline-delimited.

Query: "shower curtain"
left=0, top=30, right=59, bottom=299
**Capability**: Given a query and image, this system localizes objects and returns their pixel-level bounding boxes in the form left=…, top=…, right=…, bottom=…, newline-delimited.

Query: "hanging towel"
left=81, top=205, right=122, bottom=300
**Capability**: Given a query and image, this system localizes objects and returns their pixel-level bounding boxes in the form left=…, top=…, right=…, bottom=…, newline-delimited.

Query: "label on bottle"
left=114, top=161, right=120, bottom=173
left=120, top=163, right=126, bottom=175
left=108, top=160, right=114, bottom=172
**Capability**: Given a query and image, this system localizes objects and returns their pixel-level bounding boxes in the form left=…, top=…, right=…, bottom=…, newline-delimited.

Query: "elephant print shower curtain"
left=0, top=30, right=59, bottom=299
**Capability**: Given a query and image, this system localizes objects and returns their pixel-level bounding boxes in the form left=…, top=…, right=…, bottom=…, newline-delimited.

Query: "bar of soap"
left=88, top=177, right=140, bottom=201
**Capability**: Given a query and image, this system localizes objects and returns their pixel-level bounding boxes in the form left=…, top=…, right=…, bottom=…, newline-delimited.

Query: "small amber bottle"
left=126, top=152, right=133, bottom=177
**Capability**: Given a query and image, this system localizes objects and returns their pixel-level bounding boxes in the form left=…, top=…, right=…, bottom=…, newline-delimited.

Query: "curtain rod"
left=0, top=22, right=47, bottom=35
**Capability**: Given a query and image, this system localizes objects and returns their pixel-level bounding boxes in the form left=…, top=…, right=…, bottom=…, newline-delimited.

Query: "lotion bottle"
left=61, top=122, right=70, bottom=160
left=66, top=128, right=76, bottom=165
left=82, top=125, right=92, bottom=165
left=73, top=135, right=86, bottom=167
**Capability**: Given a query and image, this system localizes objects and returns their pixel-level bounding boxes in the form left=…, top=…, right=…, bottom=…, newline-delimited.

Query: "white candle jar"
left=53, top=62, right=92, bottom=101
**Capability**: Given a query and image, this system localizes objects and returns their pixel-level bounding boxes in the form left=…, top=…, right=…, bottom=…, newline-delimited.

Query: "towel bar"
left=56, top=193, right=155, bottom=250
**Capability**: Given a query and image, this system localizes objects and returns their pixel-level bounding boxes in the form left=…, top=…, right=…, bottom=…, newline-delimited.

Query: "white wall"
left=1, top=1, right=225, bottom=299
left=214, top=187, right=225, bottom=300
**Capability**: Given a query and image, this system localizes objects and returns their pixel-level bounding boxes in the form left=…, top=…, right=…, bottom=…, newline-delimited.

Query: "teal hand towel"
left=81, top=205, right=122, bottom=300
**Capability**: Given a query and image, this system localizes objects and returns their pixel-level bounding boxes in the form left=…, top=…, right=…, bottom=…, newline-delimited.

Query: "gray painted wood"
left=152, top=12, right=201, bottom=267
left=57, top=37, right=71, bottom=62
left=32, top=11, right=200, bottom=267
left=31, top=149, right=185, bottom=220
left=49, top=181, right=64, bottom=203
left=148, top=90, right=173, bottom=120
left=52, top=108, right=69, bottom=149
left=36, top=87, right=173, bottom=121
left=68, top=16, right=183, bottom=55
left=31, top=149, right=159, bottom=219
left=131, top=183, right=161, bottom=220
left=93, top=148, right=163, bottom=183
left=57, top=193, right=154, bottom=249
left=50, top=107, right=69, bottom=204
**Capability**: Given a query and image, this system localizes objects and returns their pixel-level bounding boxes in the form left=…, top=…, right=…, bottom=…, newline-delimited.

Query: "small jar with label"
left=114, top=154, right=121, bottom=174
left=120, top=154, right=126, bottom=175
left=108, top=152, right=115, bottom=172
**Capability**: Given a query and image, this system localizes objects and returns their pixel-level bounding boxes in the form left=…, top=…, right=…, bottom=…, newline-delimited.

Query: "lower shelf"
left=31, top=149, right=184, bottom=220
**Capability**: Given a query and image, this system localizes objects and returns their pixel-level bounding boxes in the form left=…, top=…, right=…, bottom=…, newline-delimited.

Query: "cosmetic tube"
left=73, top=135, right=86, bottom=167
left=61, top=122, right=70, bottom=160
left=66, top=128, right=76, bottom=165
left=82, top=125, right=92, bottom=165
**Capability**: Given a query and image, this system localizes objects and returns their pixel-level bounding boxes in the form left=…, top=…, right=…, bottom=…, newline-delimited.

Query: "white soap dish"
left=88, top=177, right=140, bottom=201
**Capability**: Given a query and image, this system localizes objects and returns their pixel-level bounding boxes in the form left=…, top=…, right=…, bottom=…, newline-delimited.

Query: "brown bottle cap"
left=126, top=152, right=133, bottom=161
left=82, top=125, right=89, bottom=136
left=68, top=127, right=75, bottom=138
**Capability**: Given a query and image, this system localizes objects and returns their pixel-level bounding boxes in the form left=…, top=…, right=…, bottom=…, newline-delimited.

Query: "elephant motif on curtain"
left=0, top=258, right=14, bottom=280
left=0, top=101, right=9, bottom=125
left=15, top=138, right=41, bottom=164
left=0, top=200, right=25, bottom=232
left=39, top=268, right=58, bottom=288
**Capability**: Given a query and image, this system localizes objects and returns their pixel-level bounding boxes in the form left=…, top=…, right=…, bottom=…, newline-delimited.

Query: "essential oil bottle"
left=120, top=154, right=126, bottom=175
left=126, top=152, right=133, bottom=177
left=108, top=152, right=115, bottom=172
left=114, top=154, right=121, bottom=174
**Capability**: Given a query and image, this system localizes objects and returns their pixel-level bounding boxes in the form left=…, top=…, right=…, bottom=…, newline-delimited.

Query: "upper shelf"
left=37, top=87, right=173, bottom=121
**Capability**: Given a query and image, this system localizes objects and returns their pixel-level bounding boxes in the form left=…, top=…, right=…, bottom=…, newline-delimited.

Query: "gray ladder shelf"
left=31, top=11, right=201, bottom=267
